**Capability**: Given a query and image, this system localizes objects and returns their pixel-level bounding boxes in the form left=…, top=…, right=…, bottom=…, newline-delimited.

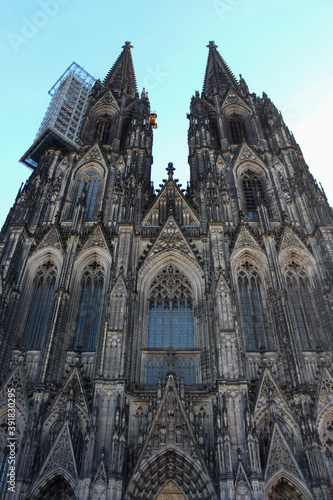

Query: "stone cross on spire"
left=122, top=41, right=133, bottom=50
left=207, top=40, right=217, bottom=49
left=167, top=162, right=175, bottom=180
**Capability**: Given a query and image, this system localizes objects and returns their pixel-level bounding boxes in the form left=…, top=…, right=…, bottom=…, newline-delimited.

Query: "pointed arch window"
left=148, top=265, right=194, bottom=349
left=22, top=261, right=57, bottom=349
left=93, top=116, right=112, bottom=144
left=286, top=262, right=319, bottom=350
left=229, top=115, right=247, bottom=144
left=242, top=170, right=267, bottom=221
left=237, top=261, right=270, bottom=350
left=120, top=117, right=131, bottom=149
left=74, top=169, right=101, bottom=221
left=73, top=261, right=104, bottom=351
left=146, top=357, right=165, bottom=384
left=175, top=357, right=196, bottom=384
left=145, top=265, right=198, bottom=386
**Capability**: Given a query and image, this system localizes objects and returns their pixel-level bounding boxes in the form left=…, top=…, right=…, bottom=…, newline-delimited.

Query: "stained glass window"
left=75, top=170, right=100, bottom=221
left=286, top=262, right=318, bottom=350
left=73, top=263, right=104, bottom=351
left=148, top=265, right=194, bottom=349
left=23, top=262, right=56, bottom=349
left=238, top=261, right=269, bottom=351
left=146, top=265, right=196, bottom=385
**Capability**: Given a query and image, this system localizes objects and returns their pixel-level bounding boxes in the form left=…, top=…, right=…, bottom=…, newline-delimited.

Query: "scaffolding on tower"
left=21, top=62, right=96, bottom=168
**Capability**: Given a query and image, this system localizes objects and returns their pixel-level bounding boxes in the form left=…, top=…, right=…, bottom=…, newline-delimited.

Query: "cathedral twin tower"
left=0, top=41, right=332, bottom=499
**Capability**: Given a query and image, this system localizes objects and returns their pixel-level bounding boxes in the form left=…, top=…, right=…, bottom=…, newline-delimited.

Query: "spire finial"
left=122, top=41, right=133, bottom=50
left=166, top=162, right=175, bottom=180
left=207, top=40, right=217, bottom=49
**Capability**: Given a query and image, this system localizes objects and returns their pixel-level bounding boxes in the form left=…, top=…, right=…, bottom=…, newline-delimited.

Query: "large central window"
left=148, top=265, right=194, bottom=349
left=145, top=264, right=198, bottom=385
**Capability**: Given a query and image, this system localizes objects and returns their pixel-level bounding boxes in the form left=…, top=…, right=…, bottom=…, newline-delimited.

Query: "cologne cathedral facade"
left=0, top=41, right=332, bottom=500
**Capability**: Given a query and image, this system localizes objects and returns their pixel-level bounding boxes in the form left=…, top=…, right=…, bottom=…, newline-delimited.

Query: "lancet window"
left=74, top=169, right=101, bottom=221
left=229, top=115, right=247, bottom=144
left=237, top=260, right=270, bottom=350
left=93, top=116, right=112, bottom=144
left=242, top=170, right=267, bottom=221
left=22, top=261, right=57, bottom=349
left=285, top=262, right=319, bottom=350
left=72, top=261, right=104, bottom=351
left=145, top=265, right=196, bottom=385
left=148, top=265, right=194, bottom=349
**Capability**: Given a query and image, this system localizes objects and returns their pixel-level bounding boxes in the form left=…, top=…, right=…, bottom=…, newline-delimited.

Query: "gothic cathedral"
left=0, top=41, right=332, bottom=500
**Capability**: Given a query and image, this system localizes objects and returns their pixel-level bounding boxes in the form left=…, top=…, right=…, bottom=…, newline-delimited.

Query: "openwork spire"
left=203, top=40, right=239, bottom=98
left=103, top=41, right=137, bottom=98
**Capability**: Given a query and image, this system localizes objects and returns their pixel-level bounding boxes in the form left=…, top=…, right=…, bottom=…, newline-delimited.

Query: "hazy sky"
left=1, top=0, right=333, bottom=228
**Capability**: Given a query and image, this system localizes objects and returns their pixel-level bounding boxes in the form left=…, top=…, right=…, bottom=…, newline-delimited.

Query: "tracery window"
left=229, top=115, right=247, bottom=144
left=145, top=264, right=197, bottom=385
left=237, top=261, right=270, bottom=351
left=242, top=170, right=267, bottom=221
left=145, top=356, right=196, bottom=385
left=74, top=169, right=101, bottom=220
left=22, top=261, right=57, bottom=349
left=93, top=116, right=111, bottom=144
left=148, top=265, right=194, bottom=349
left=176, top=357, right=196, bottom=384
left=286, top=262, right=319, bottom=350
left=72, top=261, right=104, bottom=351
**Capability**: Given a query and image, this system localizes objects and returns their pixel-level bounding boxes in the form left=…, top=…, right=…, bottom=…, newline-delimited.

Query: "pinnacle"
left=166, top=162, right=175, bottom=180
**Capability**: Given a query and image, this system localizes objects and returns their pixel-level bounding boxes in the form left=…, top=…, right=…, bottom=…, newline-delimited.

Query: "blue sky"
left=1, top=0, right=333, bottom=228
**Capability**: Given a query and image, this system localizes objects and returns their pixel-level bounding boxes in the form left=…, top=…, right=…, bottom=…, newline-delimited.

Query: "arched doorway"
left=126, top=448, right=217, bottom=499
left=268, top=477, right=305, bottom=499
left=156, top=480, right=186, bottom=499
left=34, top=474, right=75, bottom=500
